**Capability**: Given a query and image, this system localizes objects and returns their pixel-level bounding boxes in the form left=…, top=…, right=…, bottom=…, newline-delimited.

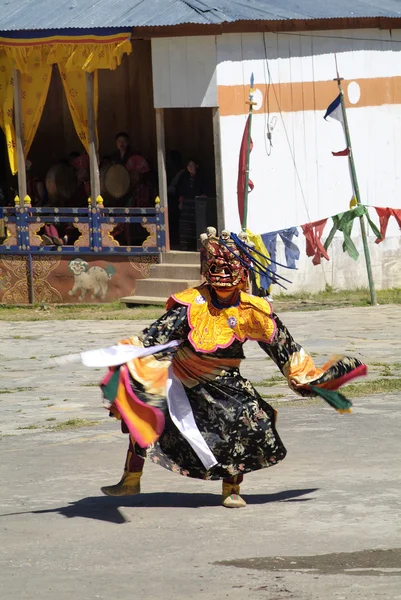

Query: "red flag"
left=301, top=219, right=329, bottom=266
left=332, top=148, right=349, bottom=157
left=375, top=207, right=401, bottom=244
left=237, top=115, right=254, bottom=225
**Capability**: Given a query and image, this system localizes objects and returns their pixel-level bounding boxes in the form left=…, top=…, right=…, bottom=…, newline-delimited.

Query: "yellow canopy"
left=0, top=32, right=132, bottom=173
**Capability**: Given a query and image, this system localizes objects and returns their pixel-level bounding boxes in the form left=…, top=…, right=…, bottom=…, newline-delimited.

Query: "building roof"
left=0, top=0, right=401, bottom=32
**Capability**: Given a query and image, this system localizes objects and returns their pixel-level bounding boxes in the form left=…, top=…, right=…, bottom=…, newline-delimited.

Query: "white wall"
left=151, top=36, right=218, bottom=108
left=219, top=106, right=401, bottom=233
left=216, top=30, right=401, bottom=292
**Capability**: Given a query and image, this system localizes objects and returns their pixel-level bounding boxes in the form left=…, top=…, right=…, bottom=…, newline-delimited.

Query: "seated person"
left=69, top=153, right=90, bottom=207
left=111, top=132, right=152, bottom=205
left=26, top=160, right=64, bottom=246
left=126, top=153, right=152, bottom=208
left=68, top=151, right=80, bottom=167
left=63, top=153, right=90, bottom=244
left=26, top=159, right=46, bottom=207
left=110, top=132, right=133, bottom=166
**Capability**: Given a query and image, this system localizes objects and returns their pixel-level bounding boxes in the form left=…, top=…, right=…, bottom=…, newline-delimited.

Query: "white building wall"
left=216, top=30, right=401, bottom=292
left=151, top=36, right=218, bottom=108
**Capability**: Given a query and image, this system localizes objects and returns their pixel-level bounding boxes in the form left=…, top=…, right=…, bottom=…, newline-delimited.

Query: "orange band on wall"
left=218, top=76, right=401, bottom=116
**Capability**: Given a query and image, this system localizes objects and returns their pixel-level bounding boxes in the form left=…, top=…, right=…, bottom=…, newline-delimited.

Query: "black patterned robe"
left=105, top=286, right=365, bottom=481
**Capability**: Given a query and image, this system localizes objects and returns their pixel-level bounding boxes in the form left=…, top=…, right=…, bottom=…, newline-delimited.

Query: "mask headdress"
left=200, top=228, right=294, bottom=291
left=200, top=229, right=251, bottom=289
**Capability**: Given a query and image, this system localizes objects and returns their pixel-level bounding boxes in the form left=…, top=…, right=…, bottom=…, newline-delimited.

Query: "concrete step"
left=150, top=263, right=200, bottom=280
left=122, top=295, right=167, bottom=306
left=135, top=277, right=200, bottom=299
left=161, top=251, right=199, bottom=266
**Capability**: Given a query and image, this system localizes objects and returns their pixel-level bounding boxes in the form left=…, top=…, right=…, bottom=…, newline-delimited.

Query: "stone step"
left=149, top=263, right=200, bottom=280
left=161, top=251, right=199, bottom=265
left=135, top=277, right=200, bottom=299
left=122, top=295, right=167, bottom=306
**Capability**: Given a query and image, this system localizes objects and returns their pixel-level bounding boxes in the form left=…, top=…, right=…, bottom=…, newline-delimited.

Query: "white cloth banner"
left=51, top=340, right=180, bottom=368
left=167, top=366, right=218, bottom=470
left=52, top=339, right=217, bottom=470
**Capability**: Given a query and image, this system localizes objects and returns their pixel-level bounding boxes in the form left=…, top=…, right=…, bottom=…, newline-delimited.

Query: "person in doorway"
left=167, top=150, right=184, bottom=188
left=74, top=229, right=366, bottom=508
left=167, top=150, right=184, bottom=249
left=176, top=158, right=205, bottom=251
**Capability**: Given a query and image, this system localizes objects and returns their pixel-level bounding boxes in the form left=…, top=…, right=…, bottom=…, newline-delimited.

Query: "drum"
left=45, top=164, right=78, bottom=206
left=100, top=163, right=131, bottom=206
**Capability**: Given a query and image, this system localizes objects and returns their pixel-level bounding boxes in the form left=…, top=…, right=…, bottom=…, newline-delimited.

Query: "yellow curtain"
left=21, top=47, right=52, bottom=158
left=0, top=47, right=51, bottom=173
left=47, top=37, right=131, bottom=72
left=1, top=34, right=131, bottom=73
left=58, top=62, right=98, bottom=154
left=0, top=50, right=16, bottom=174
left=0, top=34, right=131, bottom=170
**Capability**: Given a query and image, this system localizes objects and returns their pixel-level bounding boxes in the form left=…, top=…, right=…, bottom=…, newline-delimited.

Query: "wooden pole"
left=85, top=72, right=100, bottom=207
left=333, top=63, right=377, bottom=306
left=13, top=68, right=34, bottom=303
left=12, top=68, right=27, bottom=207
left=155, top=108, right=170, bottom=252
left=212, top=107, right=225, bottom=232
left=242, top=72, right=255, bottom=231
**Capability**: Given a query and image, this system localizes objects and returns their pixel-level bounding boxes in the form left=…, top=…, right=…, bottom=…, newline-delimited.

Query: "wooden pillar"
left=155, top=108, right=170, bottom=251
left=13, top=68, right=33, bottom=303
left=212, top=107, right=225, bottom=232
left=85, top=72, right=100, bottom=206
left=12, top=69, right=27, bottom=207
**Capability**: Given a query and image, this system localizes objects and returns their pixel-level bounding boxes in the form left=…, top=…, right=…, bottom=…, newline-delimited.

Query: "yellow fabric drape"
left=58, top=62, right=98, bottom=153
left=0, top=47, right=52, bottom=173
left=47, top=38, right=132, bottom=72
left=0, top=35, right=132, bottom=73
left=246, top=230, right=272, bottom=294
left=0, top=34, right=131, bottom=169
left=21, top=47, right=52, bottom=158
left=0, top=50, right=16, bottom=174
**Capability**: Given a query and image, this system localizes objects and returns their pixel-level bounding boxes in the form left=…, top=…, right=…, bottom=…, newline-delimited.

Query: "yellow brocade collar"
left=166, top=286, right=276, bottom=353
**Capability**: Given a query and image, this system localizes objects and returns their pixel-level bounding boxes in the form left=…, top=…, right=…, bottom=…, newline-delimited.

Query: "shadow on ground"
left=217, top=548, right=401, bottom=577
left=0, top=488, right=318, bottom=524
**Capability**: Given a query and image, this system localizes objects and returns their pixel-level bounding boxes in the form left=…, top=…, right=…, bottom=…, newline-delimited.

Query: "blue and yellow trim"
left=0, top=28, right=131, bottom=46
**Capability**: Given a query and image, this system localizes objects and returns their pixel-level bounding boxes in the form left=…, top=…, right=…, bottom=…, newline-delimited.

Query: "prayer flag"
left=301, top=219, right=329, bottom=266
left=332, top=148, right=349, bottom=157
left=237, top=115, right=254, bottom=226
left=374, top=207, right=401, bottom=244
left=324, top=94, right=350, bottom=158
left=324, top=94, right=343, bottom=124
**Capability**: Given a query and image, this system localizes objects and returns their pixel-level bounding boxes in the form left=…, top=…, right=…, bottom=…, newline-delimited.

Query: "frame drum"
left=100, top=163, right=130, bottom=206
left=45, top=164, right=78, bottom=206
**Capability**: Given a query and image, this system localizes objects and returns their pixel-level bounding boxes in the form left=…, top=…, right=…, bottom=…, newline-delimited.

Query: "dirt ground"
left=1, top=305, right=401, bottom=599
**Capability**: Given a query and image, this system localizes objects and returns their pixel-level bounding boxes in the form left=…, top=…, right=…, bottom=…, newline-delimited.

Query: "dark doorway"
left=164, top=107, right=217, bottom=250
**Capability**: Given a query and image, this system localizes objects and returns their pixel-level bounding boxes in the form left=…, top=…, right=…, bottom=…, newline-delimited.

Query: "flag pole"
left=242, top=72, right=256, bottom=231
left=333, top=58, right=377, bottom=306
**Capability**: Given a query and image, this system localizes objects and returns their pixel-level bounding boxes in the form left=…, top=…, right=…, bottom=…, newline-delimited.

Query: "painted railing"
left=0, top=198, right=166, bottom=255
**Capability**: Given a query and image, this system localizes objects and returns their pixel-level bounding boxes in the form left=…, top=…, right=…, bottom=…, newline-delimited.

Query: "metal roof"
left=1, top=0, right=401, bottom=32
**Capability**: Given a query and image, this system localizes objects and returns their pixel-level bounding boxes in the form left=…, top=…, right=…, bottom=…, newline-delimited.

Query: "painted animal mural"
left=68, top=258, right=116, bottom=301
